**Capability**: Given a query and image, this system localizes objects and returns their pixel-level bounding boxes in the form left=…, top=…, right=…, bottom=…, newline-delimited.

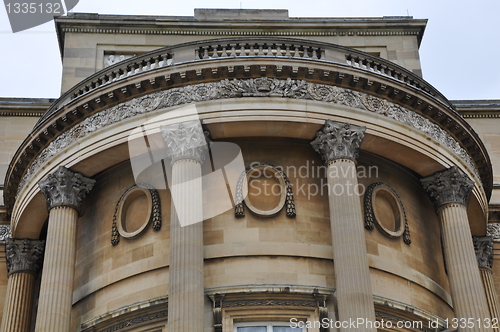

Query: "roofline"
left=54, top=11, right=427, bottom=58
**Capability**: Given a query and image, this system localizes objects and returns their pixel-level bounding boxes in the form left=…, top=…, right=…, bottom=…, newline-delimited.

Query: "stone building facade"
left=0, top=8, right=499, bottom=332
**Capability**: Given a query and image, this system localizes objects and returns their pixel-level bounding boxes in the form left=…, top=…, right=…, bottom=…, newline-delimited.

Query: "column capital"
left=160, top=121, right=209, bottom=163
left=311, top=120, right=365, bottom=163
left=420, top=166, right=474, bottom=208
left=38, top=166, right=95, bottom=213
left=474, top=236, right=494, bottom=269
left=5, top=238, right=45, bottom=276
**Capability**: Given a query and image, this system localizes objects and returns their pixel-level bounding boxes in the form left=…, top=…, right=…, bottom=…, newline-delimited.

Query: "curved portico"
left=2, top=36, right=495, bottom=331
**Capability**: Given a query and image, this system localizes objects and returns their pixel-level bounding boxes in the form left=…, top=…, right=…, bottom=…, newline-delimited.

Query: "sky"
left=0, top=0, right=499, bottom=101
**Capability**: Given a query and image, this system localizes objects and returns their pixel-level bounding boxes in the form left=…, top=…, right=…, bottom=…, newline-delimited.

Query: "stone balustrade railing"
left=36, top=37, right=450, bottom=126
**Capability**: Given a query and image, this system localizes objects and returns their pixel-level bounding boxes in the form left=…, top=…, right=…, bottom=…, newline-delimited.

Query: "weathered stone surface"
left=311, top=120, right=365, bottom=163
left=5, top=239, right=44, bottom=276
left=421, top=166, right=474, bottom=208
left=38, top=166, right=95, bottom=213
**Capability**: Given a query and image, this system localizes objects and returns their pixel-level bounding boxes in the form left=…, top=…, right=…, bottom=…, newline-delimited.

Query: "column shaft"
left=168, top=158, right=204, bottom=332
left=35, top=206, right=78, bottom=332
left=327, top=160, right=376, bottom=331
left=480, top=268, right=499, bottom=323
left=439, top=204, right=492, bottom=332
left=0, top=272, right=36, bottom=332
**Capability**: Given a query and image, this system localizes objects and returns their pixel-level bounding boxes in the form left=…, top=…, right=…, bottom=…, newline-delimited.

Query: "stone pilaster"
left=0, top=239, right=45, bottom=332
left=311, top=120, right=376, bottom=332
left=422, top=167, right=492, bottom=332
left=161, top=121, right=206, bottom=332
left=474, top=236, right=500, bottom=322
left=35, top=166, right=94, bottom=332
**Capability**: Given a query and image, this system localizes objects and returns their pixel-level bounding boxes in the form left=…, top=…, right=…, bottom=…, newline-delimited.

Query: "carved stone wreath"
left=234, top=162, right=296, bottom=218
left=364, top=182, right=411, bottom=245
left=18, top=78, right=479, bottom=195
left=111, top=183, right=161, bottom=246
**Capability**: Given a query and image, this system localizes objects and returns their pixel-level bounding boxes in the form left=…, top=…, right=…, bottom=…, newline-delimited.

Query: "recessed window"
left=235, top=322, right=304, bottom=332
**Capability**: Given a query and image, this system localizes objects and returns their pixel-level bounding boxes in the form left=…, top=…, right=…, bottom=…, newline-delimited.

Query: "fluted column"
left=474, top=236, right=500, bottom=324
left=311, top=120, right=376, bottom=332
left=161, top=121, right=206, bottom=332
left=422, top=167, right=492, bottom=332
left=35, top=166, right=95, bottom=332
left=0, top=239, right=45, bottom=332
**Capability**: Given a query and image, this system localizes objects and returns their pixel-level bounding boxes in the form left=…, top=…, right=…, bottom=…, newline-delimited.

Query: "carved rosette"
left=420, top=166, right=474, bottom=208
left=473, top=236, right=494, bottom=269
left=310, top=120, right=366, bottom=164
left=0, top=225, right=12, bottom=241
left=160, top=121, right=209, bottom=163
left=5, top=238, right=45, bottom=276
left=38, top=166, right=95, bottom=213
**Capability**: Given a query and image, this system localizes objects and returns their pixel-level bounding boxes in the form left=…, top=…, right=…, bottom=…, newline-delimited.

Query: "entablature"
left=3, top=37, right=492, bottom=219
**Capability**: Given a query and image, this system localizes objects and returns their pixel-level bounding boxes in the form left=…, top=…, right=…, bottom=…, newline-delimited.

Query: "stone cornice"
left=453, top=100, right=500, bottom=118
left=3, top=41, right=492, bottom=215
left=0, top=98, right=53, bottom=117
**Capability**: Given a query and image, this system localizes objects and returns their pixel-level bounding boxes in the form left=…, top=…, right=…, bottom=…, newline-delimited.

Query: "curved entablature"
left=38, top=37, right=449, bottom=125
left=3, top=37, right=493, bottom=220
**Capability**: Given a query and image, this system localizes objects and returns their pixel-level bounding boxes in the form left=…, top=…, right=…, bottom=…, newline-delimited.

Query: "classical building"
left=0, top=8, right=500, bottom=332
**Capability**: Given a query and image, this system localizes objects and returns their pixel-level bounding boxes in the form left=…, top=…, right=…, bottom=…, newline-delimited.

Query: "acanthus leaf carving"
left=473, top=236, right=494, bottom=269
left=38, top=166, right=95, bottom=213
left=311, top=120, right=365, bottom=163
left=5, top=238, right=45, bottom=276
left=420, top=166, right=474, bottom=208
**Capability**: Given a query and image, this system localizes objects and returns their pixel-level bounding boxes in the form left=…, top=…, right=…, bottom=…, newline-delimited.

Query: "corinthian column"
left=311, top=120, right=377, bottom=332
left=474, top=236, right=500, bottom=324
left=0, top=239, right=45, bottom=332
left=35, top=166, right=95, bottom=332
left=422, top=167, right=491, bottom=332
left=161, top=121, right=207, bottom=332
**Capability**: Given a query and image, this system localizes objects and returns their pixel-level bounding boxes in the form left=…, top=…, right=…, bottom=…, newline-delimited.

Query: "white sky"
left=1, top=0, right=499, bottom=101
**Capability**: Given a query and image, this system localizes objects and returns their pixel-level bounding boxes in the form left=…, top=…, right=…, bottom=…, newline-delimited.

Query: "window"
left=235, top=322, right=304, bottom=332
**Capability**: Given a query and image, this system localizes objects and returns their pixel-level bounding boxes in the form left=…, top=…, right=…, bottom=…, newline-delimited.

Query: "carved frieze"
left=19, top=79, right=479, bottom=195
left=487, top=223, right=500, bottom=242
left=5, top=238, right=45, bottom=276
left=234, top=162, right=296, bottom=218
left=473, top=236, right=494, bottom=269
left=222, top=298, right=317, bottom=308
left=420, top=166, right=475, bottom=208
left=38, top=166, right=95, bottom=213
left=310, top=120, right=365, bottom=163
